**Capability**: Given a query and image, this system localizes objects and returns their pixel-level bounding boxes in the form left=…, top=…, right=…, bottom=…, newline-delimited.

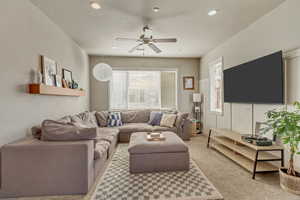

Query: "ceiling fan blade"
left=129, top=43, right=143, bottom=53
left=116, top=38, right=139, bottom=42
left=148, top=43, right=162, bottom=53
left=153, top=38, right=177, bottom=43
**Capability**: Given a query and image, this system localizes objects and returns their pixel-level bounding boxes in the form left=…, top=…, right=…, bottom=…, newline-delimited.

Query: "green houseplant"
left=262, top=101, right=300, bottom=194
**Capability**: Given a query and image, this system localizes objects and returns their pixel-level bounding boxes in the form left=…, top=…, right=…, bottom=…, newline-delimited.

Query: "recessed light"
left=112, top=46, right=119, bottom=49
left=208, top=9, right=218, bottom=16
left=153, top=7, right=160, bottom=12
left=90, top=0, right=101, bottom=10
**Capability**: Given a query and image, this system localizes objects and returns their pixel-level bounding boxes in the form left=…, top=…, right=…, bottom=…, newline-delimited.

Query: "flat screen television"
left=224, top=51, right=284, bottom=104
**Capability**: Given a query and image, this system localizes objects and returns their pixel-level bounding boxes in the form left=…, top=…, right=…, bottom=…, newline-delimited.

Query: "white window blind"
left=110, top=70, right=177, bottom=110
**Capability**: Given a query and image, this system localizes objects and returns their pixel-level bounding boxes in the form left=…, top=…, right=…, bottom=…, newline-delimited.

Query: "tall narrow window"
left=110, top=70, right=177, bottom=110
left=209, top=58, right=223, bottom=114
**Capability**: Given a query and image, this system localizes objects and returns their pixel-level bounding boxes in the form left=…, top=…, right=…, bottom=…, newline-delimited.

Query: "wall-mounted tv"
left=224, top=51, right=284, bottom=104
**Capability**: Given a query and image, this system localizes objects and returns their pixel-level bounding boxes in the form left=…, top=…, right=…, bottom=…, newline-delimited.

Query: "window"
left=209, top=57, right=223, bottom=114
left=110, top=70, right=177, bottom=110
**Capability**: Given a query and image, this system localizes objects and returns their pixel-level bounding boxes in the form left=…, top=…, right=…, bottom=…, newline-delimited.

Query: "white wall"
left=0, top=0, right=90, bottom=146
left=89, top=56, right=200, bottom=113
left=200, top=0, right=300, bottom=169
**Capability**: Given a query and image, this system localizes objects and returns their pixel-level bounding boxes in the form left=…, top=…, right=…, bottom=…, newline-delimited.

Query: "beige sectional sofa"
left=0, top=110, right=191, bottom=198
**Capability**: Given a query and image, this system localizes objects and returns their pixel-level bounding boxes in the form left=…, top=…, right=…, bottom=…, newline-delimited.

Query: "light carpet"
left=91, top=144, right=223, bottom=200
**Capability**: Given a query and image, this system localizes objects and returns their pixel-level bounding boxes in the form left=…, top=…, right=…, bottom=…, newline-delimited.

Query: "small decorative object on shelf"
left=241, top=135, right=273, bottom=146
left=72, top=80, right=79, bottom=89
left=62, top=79, right=68, bottom=88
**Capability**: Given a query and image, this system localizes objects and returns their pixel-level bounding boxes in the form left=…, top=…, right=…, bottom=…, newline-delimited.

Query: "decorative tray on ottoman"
left=147, top=132, right=166, bottom=141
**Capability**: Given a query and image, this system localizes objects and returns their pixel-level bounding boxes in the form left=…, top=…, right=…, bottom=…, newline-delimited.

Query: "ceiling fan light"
left=90, top=1, right=101, bottom=10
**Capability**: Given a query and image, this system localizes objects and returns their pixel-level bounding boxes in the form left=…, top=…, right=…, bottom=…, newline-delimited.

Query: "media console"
left=207, top=128, right=284, bottom=179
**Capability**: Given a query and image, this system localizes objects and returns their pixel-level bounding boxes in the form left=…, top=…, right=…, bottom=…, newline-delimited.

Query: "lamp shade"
left=193, top=93, right=201, bottom=103
left=93, top=63, right=112, bottom=82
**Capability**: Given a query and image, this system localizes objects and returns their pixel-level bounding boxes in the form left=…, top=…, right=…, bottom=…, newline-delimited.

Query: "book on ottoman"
left=147, top=132, right=165, bottom=141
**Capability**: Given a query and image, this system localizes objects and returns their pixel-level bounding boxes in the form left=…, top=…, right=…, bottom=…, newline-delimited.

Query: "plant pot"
left=279, top=167, right=300, bottom=195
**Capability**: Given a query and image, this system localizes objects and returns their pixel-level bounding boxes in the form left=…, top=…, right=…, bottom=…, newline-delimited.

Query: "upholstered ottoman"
left=128, top=131, right=189, bottom=173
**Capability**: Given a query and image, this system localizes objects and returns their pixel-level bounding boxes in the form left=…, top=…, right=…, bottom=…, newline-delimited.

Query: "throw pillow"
left=160, top=114, right=177, bottom=128
left=107, top=112, right=123, bottom=127
left=41, top=120, right=97, bottom=141
left=71, top=111, right=98, bottom=128
left=95, top=111, right=109, bottom=127
left=148, top=111, right=163, bottom=126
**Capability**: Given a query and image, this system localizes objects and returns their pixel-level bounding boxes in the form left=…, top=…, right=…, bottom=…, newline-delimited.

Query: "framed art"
left=183, top=76, right=194, bottom=90
left=41, top=56, right=57, bottom=86
left=62, top=69, right=72, bottom=88
left=54, top=75, right=62, bottom=87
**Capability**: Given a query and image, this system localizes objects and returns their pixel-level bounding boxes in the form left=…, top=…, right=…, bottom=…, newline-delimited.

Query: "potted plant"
left=262, top=101, right=300, bottom=194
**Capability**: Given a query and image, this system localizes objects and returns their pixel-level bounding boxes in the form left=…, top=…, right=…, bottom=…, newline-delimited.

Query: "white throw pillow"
left=160, top=114, right=177, bottom=128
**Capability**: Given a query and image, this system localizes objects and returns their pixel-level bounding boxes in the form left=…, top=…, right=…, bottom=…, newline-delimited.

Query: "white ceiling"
left=30, top=0, right=285, bottom=58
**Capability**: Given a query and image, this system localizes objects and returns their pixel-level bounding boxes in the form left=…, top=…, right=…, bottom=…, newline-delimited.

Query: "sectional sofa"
left=0, top=110, right=191, bottom=198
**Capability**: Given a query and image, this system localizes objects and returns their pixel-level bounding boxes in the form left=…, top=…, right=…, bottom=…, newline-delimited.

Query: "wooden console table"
left=207, top=128, right=284, bottom=179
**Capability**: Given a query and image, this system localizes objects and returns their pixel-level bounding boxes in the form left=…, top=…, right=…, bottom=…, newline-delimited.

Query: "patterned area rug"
left=92, top=144, right=223, bottom=200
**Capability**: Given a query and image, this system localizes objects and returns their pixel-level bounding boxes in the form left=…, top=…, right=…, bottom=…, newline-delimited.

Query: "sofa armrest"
left=180, top=118, right=192, bottom=141
left=0, top=138, right=94, bottom=198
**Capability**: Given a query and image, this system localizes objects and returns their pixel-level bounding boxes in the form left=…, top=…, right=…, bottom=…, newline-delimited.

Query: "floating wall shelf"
left=28, top=84, right=85, bottom=97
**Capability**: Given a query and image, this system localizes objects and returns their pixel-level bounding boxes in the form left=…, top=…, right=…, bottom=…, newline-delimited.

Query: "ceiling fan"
left=115, top=26, right=177, bottom=54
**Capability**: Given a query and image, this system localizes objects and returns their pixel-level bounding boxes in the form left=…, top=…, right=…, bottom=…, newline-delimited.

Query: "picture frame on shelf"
left=183, top=76, right=194, bottom=90
left=54, top=75, right=62, bottom=87
left=41, top=55, right=57, bottom=86
left=62, top=68, right=72, bottom=88
left=56, top=63, right=63, bottom=76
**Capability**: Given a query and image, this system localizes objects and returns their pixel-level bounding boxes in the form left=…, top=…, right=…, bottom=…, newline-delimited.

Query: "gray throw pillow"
left=148, top=111, right=163, bottom=126
left=95, top=111, right=109, bottom=127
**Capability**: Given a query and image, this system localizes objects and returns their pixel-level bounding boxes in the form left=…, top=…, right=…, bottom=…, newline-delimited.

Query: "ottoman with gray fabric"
left=128, top=131, right=189, bottom=173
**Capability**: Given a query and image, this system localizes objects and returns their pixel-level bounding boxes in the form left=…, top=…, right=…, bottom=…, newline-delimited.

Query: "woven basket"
left=279, top=168, right=300, bottom=195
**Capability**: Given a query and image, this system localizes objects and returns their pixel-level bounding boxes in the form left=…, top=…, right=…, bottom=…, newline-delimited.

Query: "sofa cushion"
left=94, top=140, right=110, bottom=160
left=71, top=111, right=98, bottom=128
left=160, top=114, right=177, bottom=128
left=95, top=111, right=109, bottom=127
left=41, top=120, right=97, bottom=141
left=121, top=110, right=150, bottom=123
left=152, top=126, right=177, bottom=133
left=148, top=111, right=163, bottom=126
left=118, top=123, right=153, bottom=134
left=31, top=116, right=72, bottom=140
left=107, top=112, right=123, bottom=127
left=96, top=127, right=119, bottom=144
